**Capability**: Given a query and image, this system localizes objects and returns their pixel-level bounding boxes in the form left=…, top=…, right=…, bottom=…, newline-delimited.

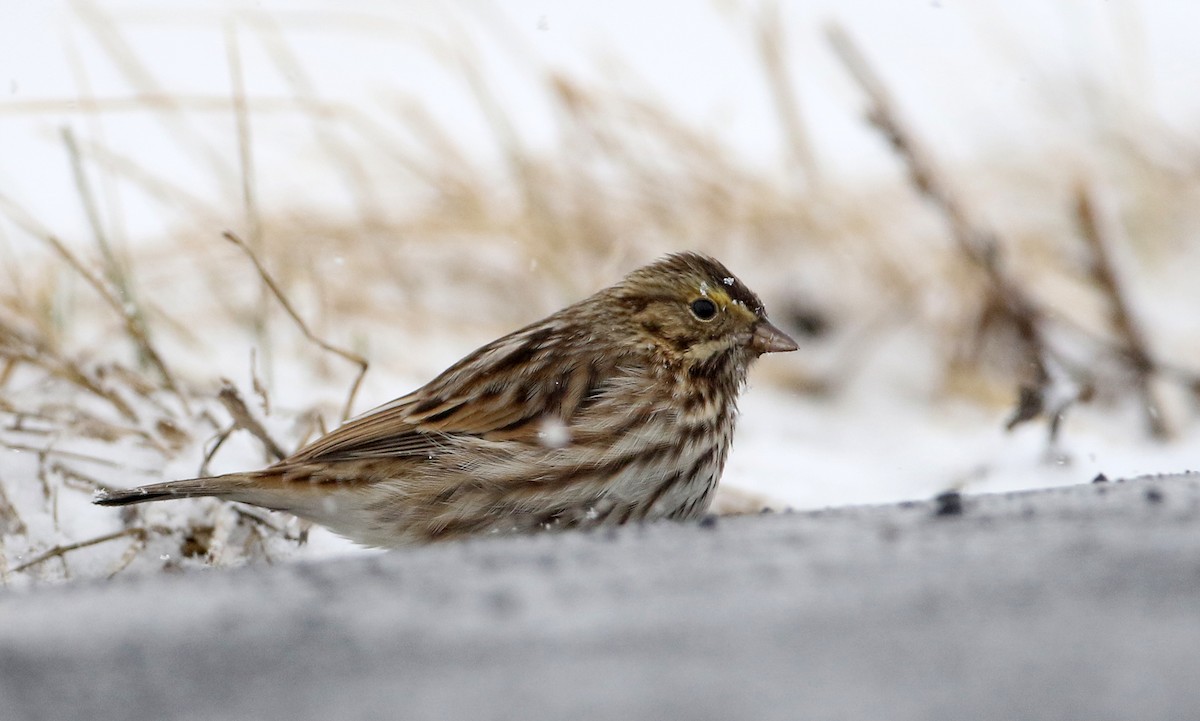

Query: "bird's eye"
left=690, top=298, right=718, bottom=321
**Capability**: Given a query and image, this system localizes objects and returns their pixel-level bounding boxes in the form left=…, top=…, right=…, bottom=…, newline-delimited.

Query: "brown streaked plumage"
left=94, top=252, right=798, bottom=547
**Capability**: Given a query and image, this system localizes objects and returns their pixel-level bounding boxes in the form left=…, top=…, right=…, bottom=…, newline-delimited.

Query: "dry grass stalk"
left=1073, top=181, right=1171, bottom=438
left=225, top=22, right=274, bottom=350
left=10, top=526, right=147, bottom=575
left=754, top=2, right=818, bottom=189
left=0, top=94, right=354, bottom=118
left=0, top=313, right=139, bottom=422
left=250, top=348, right=271, bottom=415
left=245, top=13, right=384, bottom=224
left=1, top=5, right=1195, bottom=582
left=225, top=22, right=262, bottom=252
left=222, top=230, right=369, bottom=421
left=63, top=22, right=132, bottom=261
left=198, top=426, right=236, bottom=478
left=0, top=478, right=27, bottom=537
left=826, top=24, right=1200, bottom=441
left=72, top=0, right=233, bottom=185
left=62, top=127, right=187, bottom=410
left=0, top=441, right=153, bottom=472
left=826, top=24, right=1070, bottom=434
left=217, top=380, right=288, bottom=462
left=68, top=134, right=225, bottom=222
left=104, top=529, right=151, bottom=578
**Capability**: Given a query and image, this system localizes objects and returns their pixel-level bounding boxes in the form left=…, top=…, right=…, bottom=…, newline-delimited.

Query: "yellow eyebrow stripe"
left=700, top=287, right=757, bottom=321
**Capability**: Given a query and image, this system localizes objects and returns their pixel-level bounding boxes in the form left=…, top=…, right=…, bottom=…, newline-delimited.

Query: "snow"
left=5, top=474, right=1200, bottom=720
left=537, top=417, right=571, bottom=449
left=0, top=0, right=1198, bottom=583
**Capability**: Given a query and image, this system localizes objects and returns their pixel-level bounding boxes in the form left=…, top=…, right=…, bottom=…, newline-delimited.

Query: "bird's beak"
left=749, top=320, right=799, bottom=355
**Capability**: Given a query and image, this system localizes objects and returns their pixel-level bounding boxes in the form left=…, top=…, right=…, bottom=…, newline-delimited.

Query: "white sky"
left=2, top=0, right=1198, bottom=244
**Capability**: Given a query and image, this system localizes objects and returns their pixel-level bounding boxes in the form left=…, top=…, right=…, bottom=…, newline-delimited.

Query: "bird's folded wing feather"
left=283, top=324, right=611, bottom=465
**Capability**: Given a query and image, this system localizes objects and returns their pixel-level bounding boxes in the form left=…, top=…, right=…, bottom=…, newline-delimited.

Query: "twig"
left=0, top=440, right=154, bottom=472
left=217, top=380, right=287, bottom=462
left=230, top=505, right=300, bottom=545
left=293, top=408, right=328, bottom=450
left=827, top=24, right=1058, bottom=428
left=106, top=530, right=149, bottom=579
left=198, top=425, right=235, bottom=477
left=0, top=476, right=27, bottom=536
left=250, top=348, right=270, bottom=416
left=0, top=338, right=136, bottom=422
left=1073, top=181, right=1171, bottom=438
left=35, top=450, right=52, bottom=505
left=223, top=230, right=369, bottom=421
left=826, top=25, right=998, bottom=271
left=51, top=461, right=108, bottom=494
left=0, top=195, right=178, bottom=419
left=11, top=526, right=145, bottom=574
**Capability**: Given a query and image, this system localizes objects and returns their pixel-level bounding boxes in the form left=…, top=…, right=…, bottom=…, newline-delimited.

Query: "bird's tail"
left=93, top=475, right=255, bottom=507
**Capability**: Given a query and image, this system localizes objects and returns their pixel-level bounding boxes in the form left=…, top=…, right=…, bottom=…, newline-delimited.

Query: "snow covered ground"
left=6, top=473, right=1200, bottom=721
left=1, top=0, right=1198, bottom=582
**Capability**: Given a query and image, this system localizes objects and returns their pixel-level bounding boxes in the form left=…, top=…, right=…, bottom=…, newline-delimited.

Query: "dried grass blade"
left=223, top=231, right=368, bottom=422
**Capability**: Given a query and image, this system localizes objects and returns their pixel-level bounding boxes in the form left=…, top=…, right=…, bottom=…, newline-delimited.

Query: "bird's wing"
left=282, top=393, right=444, bottom=464
left=285, top=321, right=613, bottom=464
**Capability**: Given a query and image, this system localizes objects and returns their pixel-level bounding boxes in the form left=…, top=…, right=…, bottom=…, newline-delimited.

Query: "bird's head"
left=605, top=252, right=797, bottom=373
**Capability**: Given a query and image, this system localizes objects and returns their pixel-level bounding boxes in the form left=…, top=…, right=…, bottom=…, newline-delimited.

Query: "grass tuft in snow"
left=1, top=3, right=1198, bottom=584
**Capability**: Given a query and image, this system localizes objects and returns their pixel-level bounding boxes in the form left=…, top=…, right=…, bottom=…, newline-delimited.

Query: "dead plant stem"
left=223, top=230, right=368, bottom=421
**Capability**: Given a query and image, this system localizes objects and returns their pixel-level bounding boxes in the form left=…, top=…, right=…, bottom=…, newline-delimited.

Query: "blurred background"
left=2, top=0, right=1198, bottom=581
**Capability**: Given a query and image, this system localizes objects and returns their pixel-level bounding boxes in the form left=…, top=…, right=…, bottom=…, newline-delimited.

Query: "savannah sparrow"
left=95, top=252, right=797, bottom=547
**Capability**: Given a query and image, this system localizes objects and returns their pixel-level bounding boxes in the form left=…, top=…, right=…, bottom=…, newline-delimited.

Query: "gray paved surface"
left=2, top=473, right=1199, bottom=721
